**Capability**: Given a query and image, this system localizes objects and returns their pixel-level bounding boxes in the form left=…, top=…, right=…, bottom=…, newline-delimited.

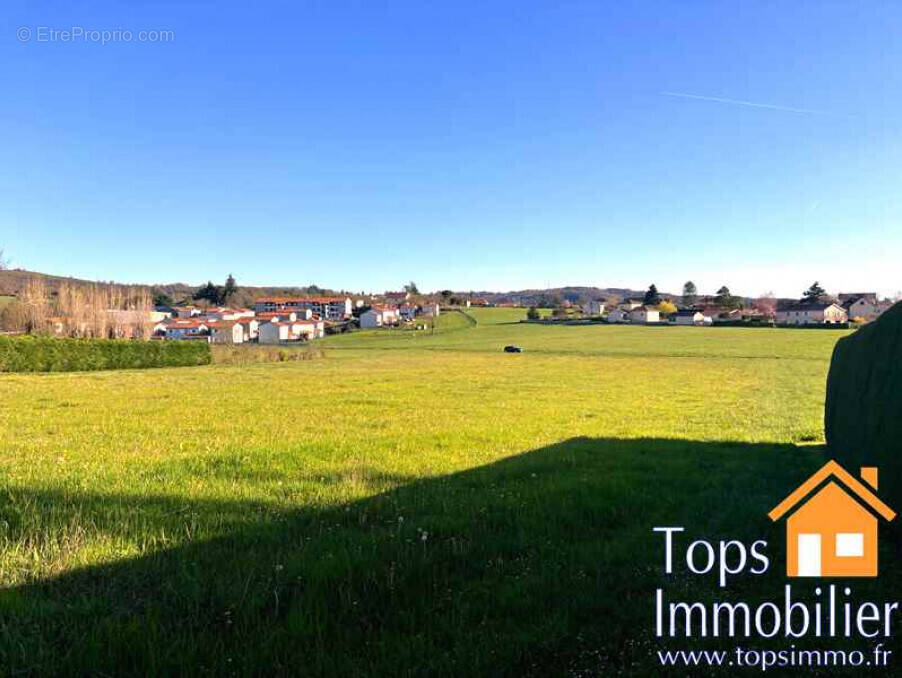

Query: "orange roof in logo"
left=768, top=460, right=895, bottom=522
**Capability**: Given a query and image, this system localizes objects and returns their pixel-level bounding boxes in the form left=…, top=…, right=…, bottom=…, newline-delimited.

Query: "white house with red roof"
left=629, top=306, right=660, bottom=324
left=383, top=291, right=410, bottom=304
left=161, top=318, right=210, bottom=340
left=206, top=307, right=255, bottom=321
left=289, top=317, right=325, bottom=340
left=174, top=306, right=203, bottom=319
left=234, top=316, right=260, bottom=341
left=207, top=321, right=246, bottom=344
left=840, top=294, right=893, bottom=322
left=672, top=309, right=711, bottom=325
left=776, top=302, right=848, bottom=325
left=360, top=305, right=400, bottom=329
left=258, top=317, right=325, bottom=344
left=258, top=321, right=290, bottom=344
left=606, top=308, right=629, bottom=323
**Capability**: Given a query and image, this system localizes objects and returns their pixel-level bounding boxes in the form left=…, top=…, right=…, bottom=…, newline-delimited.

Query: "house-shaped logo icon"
left=768, top=461, right=895, bottom=577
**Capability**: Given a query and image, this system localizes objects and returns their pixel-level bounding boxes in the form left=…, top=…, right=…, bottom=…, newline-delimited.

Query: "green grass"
left=324, top=308, right=478, bottom=347
left=324, top=307, right=848, bottom=361
left=0, top=311, right=871, bottom=674
left=0, top=295, right=13, bottom=311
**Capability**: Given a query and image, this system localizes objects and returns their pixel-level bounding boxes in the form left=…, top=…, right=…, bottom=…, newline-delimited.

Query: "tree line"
left=1, top=277, right=154, bottom=338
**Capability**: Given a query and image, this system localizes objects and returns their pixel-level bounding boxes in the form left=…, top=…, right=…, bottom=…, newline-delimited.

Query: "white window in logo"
left=836, top=533, right=864, bottom=557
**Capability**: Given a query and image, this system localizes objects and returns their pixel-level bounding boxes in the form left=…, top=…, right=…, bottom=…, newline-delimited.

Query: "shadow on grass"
left=0, top=438, right=831, bottom=676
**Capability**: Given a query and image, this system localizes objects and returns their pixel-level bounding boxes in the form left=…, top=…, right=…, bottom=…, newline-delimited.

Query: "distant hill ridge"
left=473, top=287, right=661, bottom=306
left=1, top=269, right=774, bottom=307
left=0, top=269, right=346, bottom=309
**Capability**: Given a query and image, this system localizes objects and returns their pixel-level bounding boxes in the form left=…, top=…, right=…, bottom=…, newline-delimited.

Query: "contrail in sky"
left=660, top=91, right=857, bottom=119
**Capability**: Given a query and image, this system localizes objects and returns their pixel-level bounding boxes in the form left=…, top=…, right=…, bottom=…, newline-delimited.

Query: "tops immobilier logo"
left=652, top=459, right=901, bottom=672
left=768, top=461, right=896, bottom=578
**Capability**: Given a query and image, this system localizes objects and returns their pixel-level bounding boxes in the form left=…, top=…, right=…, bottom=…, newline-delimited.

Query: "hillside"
left=0, top=273, right=662, bottom=308
left=476, top=286, right=657, bottom=306
left=1, top=269, right=775, bottom=309
left=0, top=269, right=346, bottom=309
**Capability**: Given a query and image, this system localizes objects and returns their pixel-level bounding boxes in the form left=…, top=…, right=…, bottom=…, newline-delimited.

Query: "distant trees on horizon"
left=802, top=281, right=828, bottom=304
left=682, top=281, right=697, bottom=307
left=193, top=274, right=239, bottom=307
left=643, top=284, right=661, bottom=306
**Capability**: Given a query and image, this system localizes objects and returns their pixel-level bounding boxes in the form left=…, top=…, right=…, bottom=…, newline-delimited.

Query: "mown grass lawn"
left=0, top=312, right=872, bottom=675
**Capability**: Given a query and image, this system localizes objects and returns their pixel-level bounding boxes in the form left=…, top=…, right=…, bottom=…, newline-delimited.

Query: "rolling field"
left=325, top=307, right=845, bottom=360
left=0, top=311, right=869, bottom=674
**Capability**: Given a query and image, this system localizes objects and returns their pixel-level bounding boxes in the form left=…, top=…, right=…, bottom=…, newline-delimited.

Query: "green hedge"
left=0, top=336, right=211, bottom=373
left=825, top=302, right=902, bottom=507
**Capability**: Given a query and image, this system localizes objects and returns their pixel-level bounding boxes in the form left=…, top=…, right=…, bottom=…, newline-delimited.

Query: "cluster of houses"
left=153, top=293, right=441, bottom=344
left=582, top=292, right=894, bottom=327
left=785, top=293, right=895, bottom=326
left=595, top=299, right=722, bottom=325
left=358, top=292, right=441, bottom=328
left=767, top=293, right=891, bottom=326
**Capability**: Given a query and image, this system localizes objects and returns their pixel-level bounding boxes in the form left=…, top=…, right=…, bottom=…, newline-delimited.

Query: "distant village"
left=581, top=294, right=887, bottom=326
left=559, top=283, right=894, bottom=328
left=151, top=292, right=444, bottom=344
left=149, top=283, right=893, bottom=345
left=0, top=269, right=896, bottom=344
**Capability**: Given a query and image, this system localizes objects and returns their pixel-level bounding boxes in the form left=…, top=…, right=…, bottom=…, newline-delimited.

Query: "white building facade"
left=776, top=303, right=848, bottom=325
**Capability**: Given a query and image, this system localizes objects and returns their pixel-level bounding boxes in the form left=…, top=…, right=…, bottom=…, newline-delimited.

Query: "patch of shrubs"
left=210, top=344, right=323, bottom=364
left=0, top=336, right=211, bottom=372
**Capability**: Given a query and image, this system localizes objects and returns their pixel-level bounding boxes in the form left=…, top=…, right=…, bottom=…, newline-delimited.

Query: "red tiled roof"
left=255, top=296, right=347, bottom=304
left=268, top=318, right=323, bottom=327
left=164, top=319, right=208, bottom=329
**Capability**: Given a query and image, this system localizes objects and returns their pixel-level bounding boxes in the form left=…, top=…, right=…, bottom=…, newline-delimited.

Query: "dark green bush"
left=825, top=302, right=902, bottom=504
left=0, top=336, right=211, bottom=373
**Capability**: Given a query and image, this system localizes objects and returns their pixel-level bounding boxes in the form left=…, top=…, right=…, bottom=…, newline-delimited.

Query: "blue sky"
left=2, top=1, right=900, bottom=297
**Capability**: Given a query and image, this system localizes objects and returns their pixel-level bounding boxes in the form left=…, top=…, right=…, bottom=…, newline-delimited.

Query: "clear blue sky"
left=2, top=1, right=900, bottom=297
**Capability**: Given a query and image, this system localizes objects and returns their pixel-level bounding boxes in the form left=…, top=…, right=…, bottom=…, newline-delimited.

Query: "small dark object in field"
left=503, top=345, right=524, bottom=353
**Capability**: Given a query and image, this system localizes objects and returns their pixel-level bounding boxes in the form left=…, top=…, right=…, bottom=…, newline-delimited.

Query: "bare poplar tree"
left=20, top=277, right=50, bottom=334
left=22, top=278, right=155, bottom=340
left=129, top=286, right=152, bottom=339
left=86, top=285, right=107, bottom=338
left=0, top=300, right=26, bottom=332
left=57, top=282, right=77, bottom=336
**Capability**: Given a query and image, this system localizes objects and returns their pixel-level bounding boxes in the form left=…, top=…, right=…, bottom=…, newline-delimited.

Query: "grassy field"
left=325, top=307, right=844, bottom=360
left=0, top=311, right=872, bottom=674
